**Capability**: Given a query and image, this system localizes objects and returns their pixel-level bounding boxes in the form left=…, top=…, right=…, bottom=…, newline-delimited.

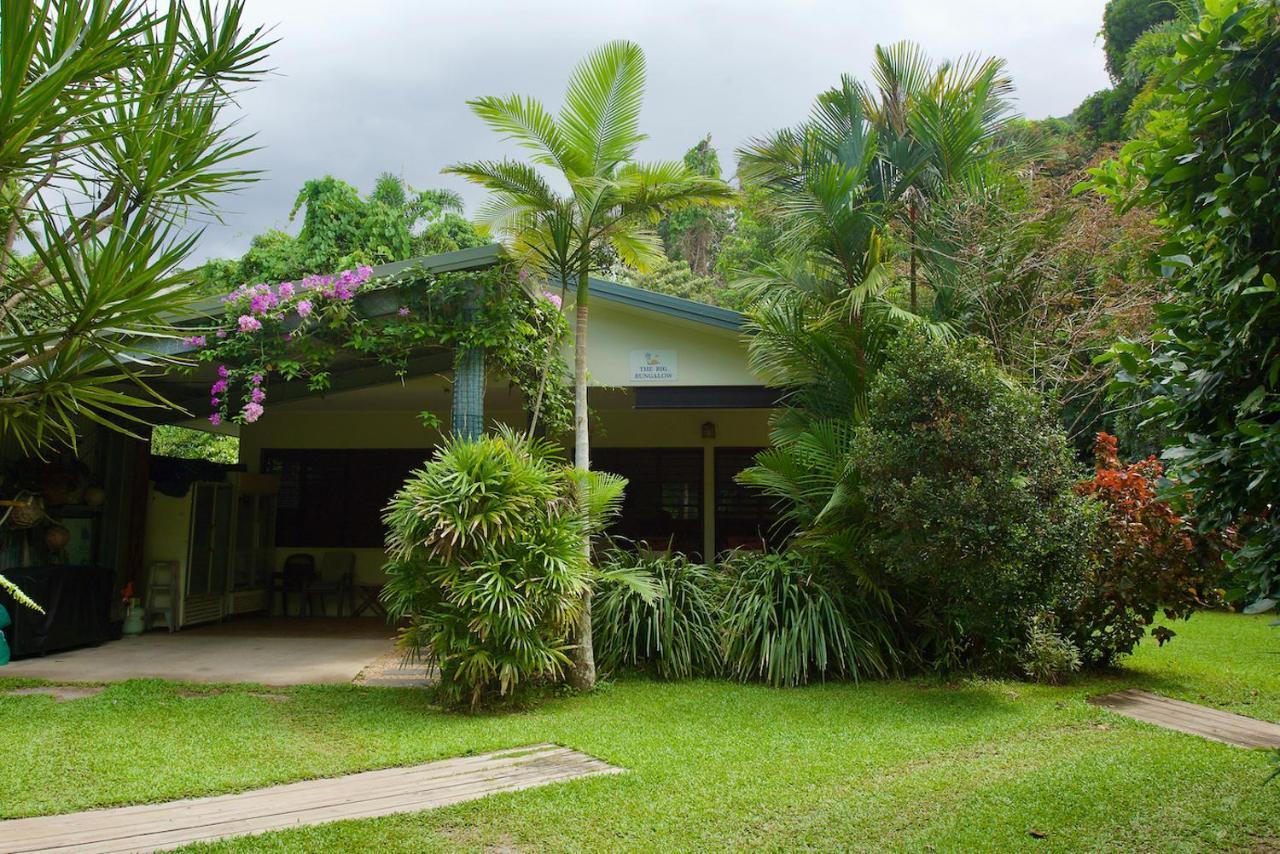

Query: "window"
left=591, top=448, right=704, bottom=558
left=714, top=447, right=781, bottom=554
left=261, top=449, right=430, bottom=548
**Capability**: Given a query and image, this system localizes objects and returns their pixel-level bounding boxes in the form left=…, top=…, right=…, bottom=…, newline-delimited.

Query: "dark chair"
left=272, top=553, right=317, bottom=616
left=307, top=551, right=356, bottom=616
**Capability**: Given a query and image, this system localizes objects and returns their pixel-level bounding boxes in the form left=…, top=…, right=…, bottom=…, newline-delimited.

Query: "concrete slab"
left=0, top=619, right=397, bottom=686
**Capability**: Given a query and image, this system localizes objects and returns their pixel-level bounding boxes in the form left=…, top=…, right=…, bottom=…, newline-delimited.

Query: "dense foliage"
left=719, top=551, right=891, bottom=687
left=848, top=333, right=1099, bottom=672
left=199, top=173, right=485, bottom=295
left=381, top=431, right=631, bottom=708
left=1090, top=0, right=1280, bottom=602
left=593, top=547, right=723, bottom=680
left=1071, top=432, right=1224, bottom=664
left=0, top=0, right=271, bottom=452
left=1101, top=0, right=1179, bottom=80
left=150, top=425, right=238, bottom=465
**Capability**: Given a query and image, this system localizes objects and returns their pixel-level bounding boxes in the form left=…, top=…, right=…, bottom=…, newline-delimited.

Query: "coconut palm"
left=446, top=40, right=732, bottom=689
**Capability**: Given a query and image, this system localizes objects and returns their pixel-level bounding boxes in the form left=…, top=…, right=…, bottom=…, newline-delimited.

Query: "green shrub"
left=849, top=332, right=1099, bottom=673
left=593, top=546, right=723, bottom=680
left=381, top=429, right=625, bottom=709
left=720, top=551, right=892, bottom=687
left=1020, top=613, right=1082, bottom=685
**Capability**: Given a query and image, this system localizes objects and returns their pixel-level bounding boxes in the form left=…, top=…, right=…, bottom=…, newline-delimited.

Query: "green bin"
left=0, top=603, right=11, bottom=666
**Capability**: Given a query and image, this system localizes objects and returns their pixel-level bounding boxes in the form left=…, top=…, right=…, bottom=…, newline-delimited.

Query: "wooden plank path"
left=1091, top=688, right=1280, bottom=749
left=0, top=744, right=621, bottom=853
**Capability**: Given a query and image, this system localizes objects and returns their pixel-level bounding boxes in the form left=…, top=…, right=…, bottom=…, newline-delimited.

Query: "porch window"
left=261, top=449, right=430, bottom=548
left=591, top=447, right=703, bottom=558
left=714, top=447, right=780, bottom=554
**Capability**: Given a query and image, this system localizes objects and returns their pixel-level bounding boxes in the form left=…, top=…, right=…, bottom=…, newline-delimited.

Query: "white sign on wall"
left=629, top=349, right=678, bottom=382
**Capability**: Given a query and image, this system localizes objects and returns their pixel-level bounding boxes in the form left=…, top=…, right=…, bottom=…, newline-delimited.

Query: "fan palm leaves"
left=447, top=40, right=732, bottom=690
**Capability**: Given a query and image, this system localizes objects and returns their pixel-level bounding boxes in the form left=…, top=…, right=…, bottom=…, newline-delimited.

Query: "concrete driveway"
left=1, top=617, right=398, bottom=686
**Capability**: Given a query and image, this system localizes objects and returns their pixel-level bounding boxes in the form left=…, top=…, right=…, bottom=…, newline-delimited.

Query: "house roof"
left=176, top=244, right=746, bottom=336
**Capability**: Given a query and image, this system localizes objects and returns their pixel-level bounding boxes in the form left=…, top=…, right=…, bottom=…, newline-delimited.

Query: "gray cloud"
left=195, top=0, right=1110, bottom=262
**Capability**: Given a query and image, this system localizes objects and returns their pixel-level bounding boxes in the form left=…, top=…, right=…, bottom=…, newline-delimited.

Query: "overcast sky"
left=196, top=0, right=1112, bottom=262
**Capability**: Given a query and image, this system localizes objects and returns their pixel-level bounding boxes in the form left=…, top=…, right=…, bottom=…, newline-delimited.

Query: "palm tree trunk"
left=569, top=266, right=595, bottom=691
left=909, top=208, right=919, bottom=314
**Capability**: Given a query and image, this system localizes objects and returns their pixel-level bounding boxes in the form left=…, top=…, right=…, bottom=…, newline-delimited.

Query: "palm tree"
left=858, top=42, right=1016, bottom=313
left=446, top=40, right=732, bottom=689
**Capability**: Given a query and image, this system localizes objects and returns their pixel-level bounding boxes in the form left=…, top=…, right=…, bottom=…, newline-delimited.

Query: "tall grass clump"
left=720, top=551, right=892, bottom=687
left=593, top=546, right=723, bottom=679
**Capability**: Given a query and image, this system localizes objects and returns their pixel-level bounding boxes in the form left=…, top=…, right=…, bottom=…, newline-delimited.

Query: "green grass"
left=2, top=612, right=1277, bottom=851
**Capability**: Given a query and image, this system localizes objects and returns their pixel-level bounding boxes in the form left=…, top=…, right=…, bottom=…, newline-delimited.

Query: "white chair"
left=145, top=561, right=179, bottom=632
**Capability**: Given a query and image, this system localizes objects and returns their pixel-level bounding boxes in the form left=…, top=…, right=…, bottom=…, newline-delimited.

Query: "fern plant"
left=593, top=546, right=723, bottom=680
left=720, top=551, right=892, bottom=687
left=381, top=428, right=638, bottom=709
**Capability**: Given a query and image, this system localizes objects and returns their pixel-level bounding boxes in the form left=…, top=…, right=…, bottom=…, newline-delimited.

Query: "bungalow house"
left=0, top=245, right=780, bottom=646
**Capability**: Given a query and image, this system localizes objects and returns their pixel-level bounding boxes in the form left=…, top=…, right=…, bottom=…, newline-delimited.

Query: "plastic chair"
left=275, top=553, right=317, bottom=616
left=309, top=552, right=356, bottom=616
left=144, top=561, right=179, bottom=632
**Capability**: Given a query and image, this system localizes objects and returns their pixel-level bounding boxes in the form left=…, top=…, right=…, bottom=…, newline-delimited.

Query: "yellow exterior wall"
left=143, top=298, right=775, bottom=594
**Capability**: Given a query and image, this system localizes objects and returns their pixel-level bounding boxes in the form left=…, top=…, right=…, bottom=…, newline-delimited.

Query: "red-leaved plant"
left=1069, top=432, right=1223, bottom=665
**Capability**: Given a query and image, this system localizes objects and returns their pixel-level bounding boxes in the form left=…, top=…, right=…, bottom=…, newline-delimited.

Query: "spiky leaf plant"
left=381, top=428, right=629, bottom=709
left=720, top=551, right=892, bottom=687
left=593, top=545, right=723, bottom=680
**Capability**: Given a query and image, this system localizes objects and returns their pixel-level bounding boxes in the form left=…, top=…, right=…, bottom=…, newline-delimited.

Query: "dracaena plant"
left=0, top=0, right=273, bottom=454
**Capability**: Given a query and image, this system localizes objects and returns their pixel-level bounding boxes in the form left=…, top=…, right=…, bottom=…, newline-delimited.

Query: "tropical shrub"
left=720, top=551, right=892, bottom=687
left=1069, top=432, right=1224, bottom=665
left=593, top=546, right=723, bottom=680
left=849, top=332, right=1099, bottom=672
left=1020, top=612, right=1082, bottom=685
left=1090, top=0, right=1280, bottom=604
left=381, top=430, right=627, bottom=709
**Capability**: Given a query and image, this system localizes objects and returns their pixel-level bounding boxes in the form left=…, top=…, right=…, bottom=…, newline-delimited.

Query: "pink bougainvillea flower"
left=238, top=314, right=262, bottom=333
left=251, top=373, right=263, bottom=385
left=296, top=299, right=313, bottom=318
left=242, top=402, right=264, bottom=423
left=398, top=306, right=411, bottom=317
left=210, top=379, right=228, bottom=395
left=217, top=364, right=229, bottom=378
left=209, top=413, right=222, bottom=426
left=277, top=282, right=295, bottom=300
left=541, top=290, right=563, bottom=310
left=210, top=397, right=220, bottom=408
left=250, top=388, right=266, bottom=404
left=216, top=329, right=227, bottom=339
left=184, top=335, right=206, bottom=347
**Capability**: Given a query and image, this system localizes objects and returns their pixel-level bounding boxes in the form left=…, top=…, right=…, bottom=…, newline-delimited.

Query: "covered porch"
left=0, top=616, right=417, bottom=685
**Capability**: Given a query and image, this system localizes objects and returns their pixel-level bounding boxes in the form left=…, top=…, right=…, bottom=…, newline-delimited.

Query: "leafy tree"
left=0, top=0, right=272, bottom=453
left=446, top=41, right=732, bottom=690
left=659, top=136, right=730, bottom=276
left=198, top=173, right=485, bottom=292
left=1102, top=0, right=1178, bottom=80
left=848, top=332, right=1099, bottom=672
left=615, top=258, right=745, bottom=309
left=1090, top=0, right=1280, bottom=603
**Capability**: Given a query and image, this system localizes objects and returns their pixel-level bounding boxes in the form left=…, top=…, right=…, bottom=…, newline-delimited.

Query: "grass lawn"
left=2, top=612, right=1277, bottom=852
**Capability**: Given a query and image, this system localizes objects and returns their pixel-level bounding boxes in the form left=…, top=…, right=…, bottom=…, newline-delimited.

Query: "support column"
left=451, top=279, right=486, bottom=440
left=451, top=345, right=485, bottom=439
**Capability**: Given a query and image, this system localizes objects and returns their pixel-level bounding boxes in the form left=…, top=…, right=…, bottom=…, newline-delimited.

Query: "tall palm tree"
left=858, top=42, right=1016, bottom=313
left=446, top=40, right=732, bottom=689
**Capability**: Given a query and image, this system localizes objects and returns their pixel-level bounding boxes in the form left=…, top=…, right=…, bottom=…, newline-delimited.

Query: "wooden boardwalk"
left=0, top=744, right=620, bottom=853
left=1091, top=688, right=1280, bottom=749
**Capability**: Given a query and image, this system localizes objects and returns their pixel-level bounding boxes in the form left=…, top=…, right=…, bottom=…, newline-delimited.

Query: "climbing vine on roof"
left=188, top=262, right=572, bottom=435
